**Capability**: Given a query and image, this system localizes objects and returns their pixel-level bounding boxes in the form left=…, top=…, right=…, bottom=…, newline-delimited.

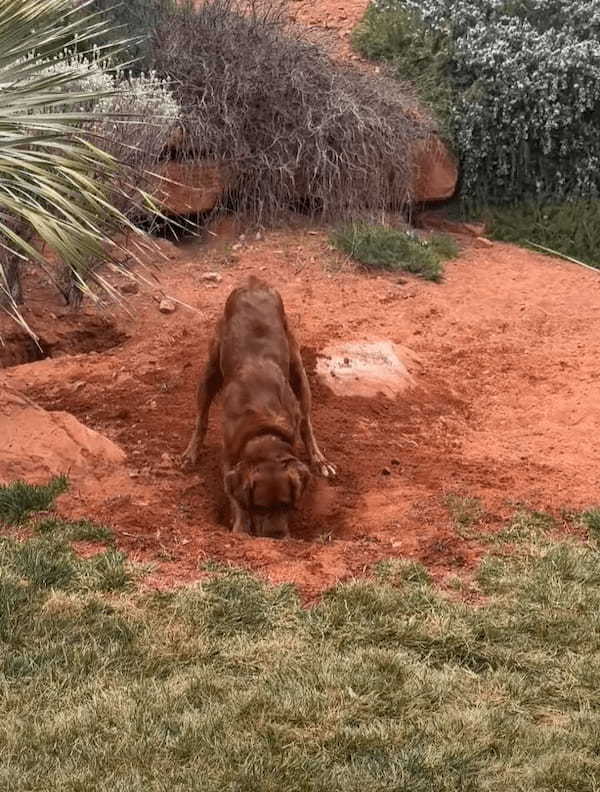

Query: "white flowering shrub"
left=94, top=70, right=180, bottom=218
left=27, top=51, right=180, bottom=217
left=357, top=0, right=600, bottom=206
left=24, top=50, right=114, bottom=110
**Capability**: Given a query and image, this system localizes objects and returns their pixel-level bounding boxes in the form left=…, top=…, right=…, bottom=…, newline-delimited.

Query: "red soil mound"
left=3, top=224, right=599, bottom=599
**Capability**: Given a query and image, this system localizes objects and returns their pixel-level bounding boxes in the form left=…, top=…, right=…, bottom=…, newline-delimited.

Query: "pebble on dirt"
left=200, top=272, right=222, bottom=283
left=159, top=297, right=177, bottom=314
left=120, top=281, right=139, bottom=295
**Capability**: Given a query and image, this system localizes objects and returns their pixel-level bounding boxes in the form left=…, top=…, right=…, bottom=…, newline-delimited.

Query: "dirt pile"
left=0, top=384, right=126, bottom=484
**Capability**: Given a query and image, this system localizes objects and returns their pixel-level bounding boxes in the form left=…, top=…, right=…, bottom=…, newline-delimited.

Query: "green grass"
left=581, top=508, right=600, bottom=544
left=0, top=475, right=69, bottom=525
left=331, top=224, right=458, bottom=282
left=1, top=510, right=600, bottom=790
left=477, top=200, right=600, bottom=270
left=36, top=516, right=114, bottom=543
left=445, top=494, right=484, bottom=537
left=492, top=510, right=556, bottom=545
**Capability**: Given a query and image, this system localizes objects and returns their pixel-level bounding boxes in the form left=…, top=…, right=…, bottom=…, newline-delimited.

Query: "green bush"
left=331, top=224, right=457, bottom=281
left=354, top=1, right=600, bottom=209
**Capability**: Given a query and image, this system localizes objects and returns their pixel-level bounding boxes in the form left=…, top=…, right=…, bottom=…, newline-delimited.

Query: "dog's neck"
left=230, top=415, right=295, bottom=463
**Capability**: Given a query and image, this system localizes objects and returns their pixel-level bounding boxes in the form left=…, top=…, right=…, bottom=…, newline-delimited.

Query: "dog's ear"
left=286, top=459, right=311, bottom=508
left=224, top=465, right=254, bottom=509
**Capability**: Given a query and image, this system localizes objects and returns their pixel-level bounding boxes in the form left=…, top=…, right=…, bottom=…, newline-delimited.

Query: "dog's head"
left=225, top=450, right=310, bottom=538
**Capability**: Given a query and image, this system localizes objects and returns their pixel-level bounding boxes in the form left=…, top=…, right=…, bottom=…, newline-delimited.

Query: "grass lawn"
left=1, top=481, right=600, bottom=791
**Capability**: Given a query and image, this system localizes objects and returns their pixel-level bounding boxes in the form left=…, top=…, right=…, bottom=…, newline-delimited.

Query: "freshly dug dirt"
left=0, top=384, right=126, bottom=484
left=2, top=222, right=599, bottom=599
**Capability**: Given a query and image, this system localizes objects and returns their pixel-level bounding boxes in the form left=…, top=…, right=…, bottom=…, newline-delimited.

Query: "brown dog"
left=182, top=276, right=335, bottom=537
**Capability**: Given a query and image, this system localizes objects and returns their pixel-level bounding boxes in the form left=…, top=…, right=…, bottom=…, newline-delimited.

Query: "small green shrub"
left=0, top=476, right=69, bottom=525
left=331, top=224, right=457, bottom=281
left=429, top=232, right=459, bottom=260
left=352, top=5, right=454, bottom=139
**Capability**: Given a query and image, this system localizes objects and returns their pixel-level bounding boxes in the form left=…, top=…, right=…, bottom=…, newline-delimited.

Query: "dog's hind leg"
left=182, top=334, right=223, bottom=470
left=289, top=335, right=337, bottom=479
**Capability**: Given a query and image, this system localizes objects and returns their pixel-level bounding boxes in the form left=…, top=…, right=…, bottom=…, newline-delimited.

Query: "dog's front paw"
left=313, top=457, right=337, bottom=479
left=231, top=516, right=252, bottom=534
left=180, top=448, right=198, bottom=472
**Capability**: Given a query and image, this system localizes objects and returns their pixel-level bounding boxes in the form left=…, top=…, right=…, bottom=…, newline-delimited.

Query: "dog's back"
left=182, top=274, right=335, bottom=535
left=220, top=276, right=290, bottom=378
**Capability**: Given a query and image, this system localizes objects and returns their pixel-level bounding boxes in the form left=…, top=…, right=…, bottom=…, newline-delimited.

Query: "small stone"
left=396, top=278, right=408, bottom=286
left=382, top=467, right=392, bottom=476
left=200, top=271, right=222, bottom=284
left=463, top=222, right=487, bottom=237
left=475, top=236, right=494, bottom=248
left=159, top=452, right=173, bottom=468
left=232, top=243, right=242, bottom=251
left=159, top=298, right=176, bottom=314
left=391, top=458, right=401, bottom=465
left=121, top=281, right=139, bottom=295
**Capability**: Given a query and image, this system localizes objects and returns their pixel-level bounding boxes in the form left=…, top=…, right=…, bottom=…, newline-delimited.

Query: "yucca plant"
left=0, top=0, right=150, bottom=337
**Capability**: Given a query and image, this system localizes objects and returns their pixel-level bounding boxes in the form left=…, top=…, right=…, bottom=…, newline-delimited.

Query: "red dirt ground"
left=3, top=218, right=600, bottom=599
left=289, top=0, right=369, bottom=59
left=2, top=0, right=599, bottom=598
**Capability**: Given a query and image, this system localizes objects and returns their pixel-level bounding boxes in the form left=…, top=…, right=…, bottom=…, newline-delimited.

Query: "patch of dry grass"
left=0, top=487, right=599, bottom=791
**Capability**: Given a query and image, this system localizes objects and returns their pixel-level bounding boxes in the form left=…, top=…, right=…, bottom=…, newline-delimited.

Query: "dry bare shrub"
left=153, top=0, right=431, bottom=222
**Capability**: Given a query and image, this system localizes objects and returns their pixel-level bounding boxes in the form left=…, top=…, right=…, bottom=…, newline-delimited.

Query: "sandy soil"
left=3, top=216, right=599, bottom=599
left=2, top=0, right=599, bottom=598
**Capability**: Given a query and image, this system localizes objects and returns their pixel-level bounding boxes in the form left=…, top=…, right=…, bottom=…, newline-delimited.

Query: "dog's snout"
left=252, top=512, right=290, bottom=539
